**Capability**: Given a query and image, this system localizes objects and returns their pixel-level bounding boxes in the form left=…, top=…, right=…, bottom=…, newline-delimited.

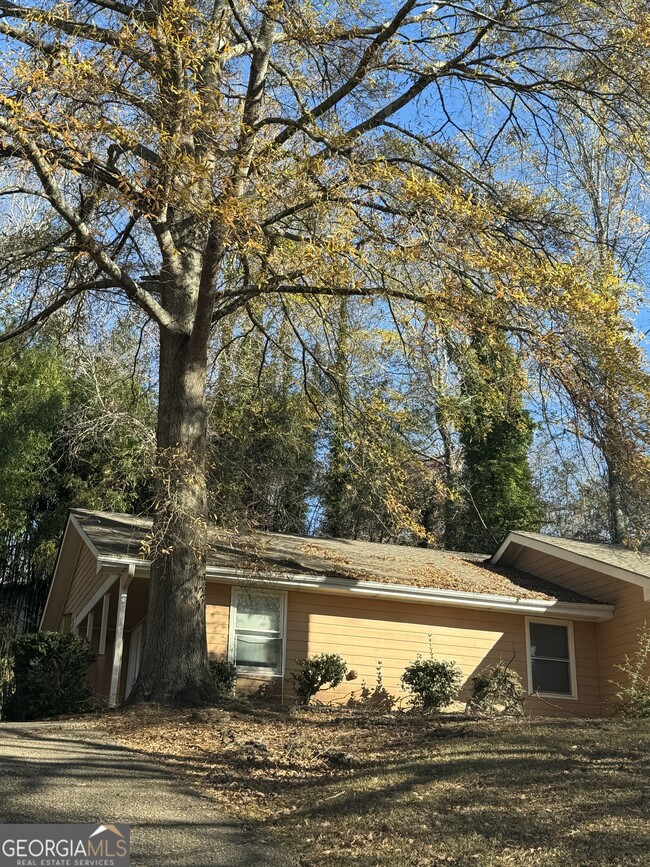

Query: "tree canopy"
left=0, top=0, right=649, bottom=702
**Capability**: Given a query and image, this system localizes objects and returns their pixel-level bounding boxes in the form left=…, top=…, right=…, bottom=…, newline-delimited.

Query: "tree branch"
left=273, top=0, right=420, bottom=146
left=0, top=0, right=154, bottom=69
left=0, top=113, right=184, bottom=333
left=0, top=278, right=115, bottom=344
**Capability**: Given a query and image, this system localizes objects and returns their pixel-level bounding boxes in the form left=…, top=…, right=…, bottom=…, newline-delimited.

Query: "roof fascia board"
left=91, top=554, right=614, bottom=620
left=205, top=566, right=613, bottom=621
left=97, top=555, right=149, bottom=577
left=69, top=513, right=103, bottom=569
left=492, top=532, right=650, bottom=599
left=40, top=517, right=77, bottom=629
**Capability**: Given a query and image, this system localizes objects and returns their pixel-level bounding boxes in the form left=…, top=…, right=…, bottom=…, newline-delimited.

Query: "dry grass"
left=91, top=704, right=650, bottom=866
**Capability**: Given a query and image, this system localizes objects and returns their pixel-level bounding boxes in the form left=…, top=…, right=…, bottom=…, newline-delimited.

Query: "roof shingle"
left=70, top=509, right=605, bottom=605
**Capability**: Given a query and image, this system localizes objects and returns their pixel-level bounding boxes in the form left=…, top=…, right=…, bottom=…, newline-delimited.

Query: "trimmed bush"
left=3, top=632, right=95, bottom=721
left=209, top=657, right=237, bottom=697
left=401, top=657, right=462, bottom=711
left=292, top=653, right=347, bottom=704
left=467, top=662, right=525, bottom=716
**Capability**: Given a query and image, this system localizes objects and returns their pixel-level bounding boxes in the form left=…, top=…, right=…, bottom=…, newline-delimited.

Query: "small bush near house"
left=347, top=661, right=396, bottom=711
left=401, top=656, right=462, bottom=711
left=3, top=632, right=95, bottom=721
left=613, top=625, right=650, bottom=718
left=292, top=653, right=347, bottom=704
left=466, top=661, right=526, bottom=716
left=209, top=657, right=237, bottom=697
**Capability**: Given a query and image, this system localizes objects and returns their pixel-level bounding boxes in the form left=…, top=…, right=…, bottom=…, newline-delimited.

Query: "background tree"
left=0, top=325, right=155, bottom=634
left=208, top=316, right=316, bottom=533
left=449, top=331, right=543, bottom=552
left=527, top=104, right=650, bottom=545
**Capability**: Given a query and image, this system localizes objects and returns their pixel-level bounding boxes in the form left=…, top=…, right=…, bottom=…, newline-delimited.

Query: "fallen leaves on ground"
left=87, top=704, right=650, bottom=866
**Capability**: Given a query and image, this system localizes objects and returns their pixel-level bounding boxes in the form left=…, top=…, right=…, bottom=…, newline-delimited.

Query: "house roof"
left=69, top=509, right=603, bottom=605
left=494, top=531, right=650, bottom=580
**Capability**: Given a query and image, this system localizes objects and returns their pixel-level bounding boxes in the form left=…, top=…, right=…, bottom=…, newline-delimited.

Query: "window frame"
left=228, top=586, right=288, bottom=677
left=525, top=617, right=578, bottom=701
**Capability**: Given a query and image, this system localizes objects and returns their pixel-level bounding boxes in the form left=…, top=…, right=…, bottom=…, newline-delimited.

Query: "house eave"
left=492, top=531, right=650, bottom=601
left=94, top=554, right=613, bottom=621
left=207, top=565, right=614, bottom=620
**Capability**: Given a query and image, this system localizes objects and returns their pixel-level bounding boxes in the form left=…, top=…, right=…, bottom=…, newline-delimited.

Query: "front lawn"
left=96, top=705, right=650, bottom=866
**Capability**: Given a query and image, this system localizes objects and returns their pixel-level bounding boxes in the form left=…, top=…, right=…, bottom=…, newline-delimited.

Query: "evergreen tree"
left=0, top=329, right=156, bottom=632
left=450, top=334, right=543, bottom=553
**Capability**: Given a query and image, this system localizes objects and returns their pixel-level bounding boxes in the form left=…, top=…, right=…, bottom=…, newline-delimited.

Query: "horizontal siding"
left=199, top=581, right=603, bottom=716
left=511, top=548, right=650, bottom=710
left=597, top=586, right=650, bottom=707
left=60, top=546, right=104, bottom=625
left=206, top=583, right=230, bottom=658
left=286, top=590, right=601, bottom=716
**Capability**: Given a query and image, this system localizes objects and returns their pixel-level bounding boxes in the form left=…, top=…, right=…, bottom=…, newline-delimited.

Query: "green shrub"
left=612, top=625, right=650, bottom=717
left=347, top=661, right=396, bottom=712
left=401, top=656, right=462, bottom=711
left=292, top=653, right=347, bottom=704
left=467, top=661, right=526, bottom=716
left=209, top=657, right=237, bottom=697
left=3, top=632, right=95, bottom=721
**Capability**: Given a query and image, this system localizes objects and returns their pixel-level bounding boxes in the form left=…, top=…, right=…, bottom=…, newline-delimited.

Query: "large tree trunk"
left=133, top=324, right=217, bottom=705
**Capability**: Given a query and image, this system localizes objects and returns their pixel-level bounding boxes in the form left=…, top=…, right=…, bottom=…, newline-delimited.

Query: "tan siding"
left=60, top=546, right=105, bottom=624
left=206, top=583, right=283, bottom=698
left=206, top=583, right=231, bottom=658
left=510, top=548, right=650, bottom=710
left=167, top=579, right=605, bottom=717
left=285, top=590, right=601, bottom=717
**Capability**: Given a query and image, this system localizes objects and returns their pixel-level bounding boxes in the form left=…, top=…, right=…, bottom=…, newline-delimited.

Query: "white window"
left=526, top=618, right=577, bottom=699
left=229, top=588, right=286, bottom=675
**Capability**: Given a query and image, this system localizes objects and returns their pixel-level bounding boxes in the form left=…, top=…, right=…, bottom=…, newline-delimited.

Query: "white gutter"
left=94, top=554, right=614, bottom=621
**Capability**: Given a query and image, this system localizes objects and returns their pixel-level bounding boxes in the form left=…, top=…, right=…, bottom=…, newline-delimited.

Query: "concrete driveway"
left=0, top=722, right=289, bottom=866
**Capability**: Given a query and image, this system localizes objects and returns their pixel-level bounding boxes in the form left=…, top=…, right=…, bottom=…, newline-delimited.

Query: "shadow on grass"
left=127, top=714, right=650, bottom=864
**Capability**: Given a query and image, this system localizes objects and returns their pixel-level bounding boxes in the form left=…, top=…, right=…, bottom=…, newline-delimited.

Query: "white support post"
left=98, top=592, right=111, bottom=656
left=108, top=565, right=135, bottom=708
left=85, top=610, right=95, bottom=642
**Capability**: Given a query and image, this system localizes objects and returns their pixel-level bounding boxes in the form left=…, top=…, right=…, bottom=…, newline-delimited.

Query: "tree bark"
left=133, top=324, right=217, bottom=705
left=606, top=458, right=626, bottom=546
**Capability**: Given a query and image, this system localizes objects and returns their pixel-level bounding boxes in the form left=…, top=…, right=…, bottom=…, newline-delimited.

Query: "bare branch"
left=0, top=115, right=184, bottom=333
left=0, top=278, right=115, bottom=343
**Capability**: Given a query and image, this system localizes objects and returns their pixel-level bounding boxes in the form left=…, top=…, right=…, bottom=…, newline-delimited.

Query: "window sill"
left=528, top=690, right=578, bottom=701
left=235, top=666, right=283, bottom=678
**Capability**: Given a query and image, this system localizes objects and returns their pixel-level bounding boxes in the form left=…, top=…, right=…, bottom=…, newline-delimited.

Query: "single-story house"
left=40, top=510, right=650, bottom=716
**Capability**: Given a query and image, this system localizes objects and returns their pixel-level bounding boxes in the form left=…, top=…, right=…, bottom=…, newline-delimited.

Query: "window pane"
left=235, top=634, right=281, bottom=670
left=532, top=658, right=571, bottom=694
left=530, top=623, right=569, bottom=660
left=235, top=592, right=281, bottom=633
